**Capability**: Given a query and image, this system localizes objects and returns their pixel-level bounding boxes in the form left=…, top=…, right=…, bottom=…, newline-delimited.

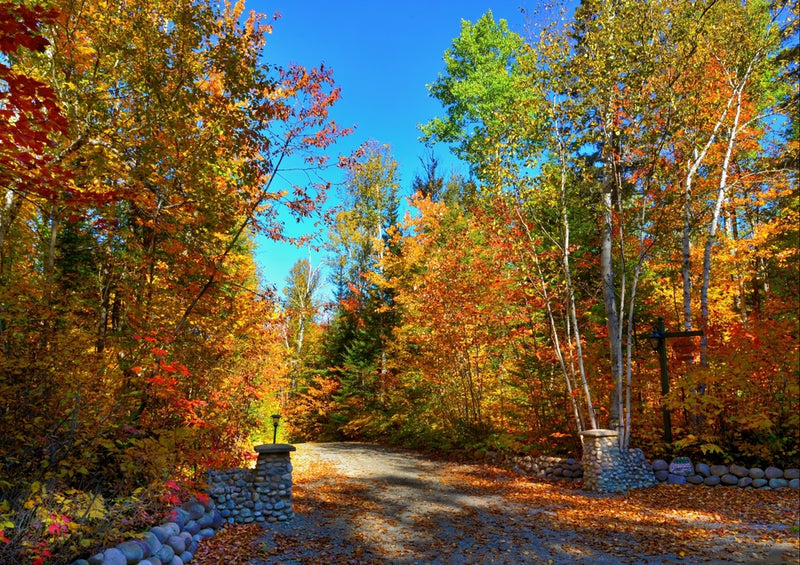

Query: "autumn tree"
left=314, top=141, right=401, bottom=437
left=421, top=10, right=542, bottom=187
left=376, top=189, right=581, bottom=451
left=283, top=258, right=323, bottom=363
left=279, top=256, right=324, bottom=411
left=0, top=0, right=347, bottom=559
left=421, top=10, right=603, bottom=441
left=0, top=2, right=67, bottom=261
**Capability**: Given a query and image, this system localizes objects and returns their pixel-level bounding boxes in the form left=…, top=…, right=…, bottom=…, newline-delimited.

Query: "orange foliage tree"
left=372, top=193, right=586, bottom=453
left=0, top=0, right=347, bottom=560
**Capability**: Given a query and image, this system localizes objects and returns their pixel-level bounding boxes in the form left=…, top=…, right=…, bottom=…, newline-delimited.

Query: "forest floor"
left=194, top=442, right=799, bottom=564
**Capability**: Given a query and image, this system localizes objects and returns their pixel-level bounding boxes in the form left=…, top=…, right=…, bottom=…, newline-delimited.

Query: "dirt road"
left=248, top=442, right=798, bottom=564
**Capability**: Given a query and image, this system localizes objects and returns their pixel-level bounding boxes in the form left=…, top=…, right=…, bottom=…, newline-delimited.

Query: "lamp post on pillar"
left=271, top=414, right=281, bottom=444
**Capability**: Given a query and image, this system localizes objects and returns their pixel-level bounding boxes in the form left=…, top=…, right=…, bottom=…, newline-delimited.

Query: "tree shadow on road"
left=205, top=443, right=800, bottom=565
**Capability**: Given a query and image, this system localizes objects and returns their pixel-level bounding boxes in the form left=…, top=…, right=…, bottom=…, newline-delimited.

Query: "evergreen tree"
left=321, top=141, right=401, bottom=438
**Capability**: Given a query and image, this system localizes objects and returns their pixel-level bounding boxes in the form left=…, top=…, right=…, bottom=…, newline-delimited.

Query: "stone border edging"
left=506, top=453, right=799, bottom=490
left=70, top=497, right=224, bottom=565
left=650, top=460, right=800, bottom=489
left=69, top=444, right=296, bottom=564
left=509, top=454, right=584, bottom=480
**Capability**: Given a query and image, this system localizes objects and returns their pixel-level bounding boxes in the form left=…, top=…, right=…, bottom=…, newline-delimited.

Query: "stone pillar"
left=254, top=444, right=296, bottom=522
left=580, top=429, right=656, bottom=493
left=580, top=429, right=620, bottom=492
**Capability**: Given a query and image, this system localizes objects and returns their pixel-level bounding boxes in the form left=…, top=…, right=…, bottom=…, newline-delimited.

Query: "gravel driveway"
left=249, top=442, right=798, bottom=565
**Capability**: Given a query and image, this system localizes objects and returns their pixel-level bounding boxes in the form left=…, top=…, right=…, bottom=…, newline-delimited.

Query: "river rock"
left=721, top=474, right=739, bottom=486
left=687, top=475, right=704, bottom=485
left=102, top=548, right=127, bottom=565
left=655, top=470, right=669, bottom=482
left=769, top=478, right=788, bottom=489
left=695, top=463, right=710, bottom=477
left=169, top=508, right=191, bottom=529
left=162, top=522, right=180, bottom=537
left=752, top=478, right=768, bottom=488
left=709, top=465, right=728, bottom=476
left=704, top=475, right=721, bottom=486
left=668, top=474, right=687, bottom=485
left=183, top=501, right=206, bottom=520
left=212, top=508, right=224, bottom=527
left=150, top=526, right=170, bottom=543
left=789, top=479, right=799, bottom=489
left=652, top=459, right=669, bottom=471
left=117, top=540, right=145, bottom=562
left=765, top=466, right=783, bottom=479
left=738, top=477, right=753, bottom=488
left=729, top=464, right=749, bottom=478
left=749, top=467, right=765, bottom=479
left=197, top=511, right=215, bottom=528
left=143, top=532, right=162, bottom=556
left=167, top=535, right=186, bottom=554
left=784, top=469, right=799, bottom=480
left=155, top=544, right=175, bottom=563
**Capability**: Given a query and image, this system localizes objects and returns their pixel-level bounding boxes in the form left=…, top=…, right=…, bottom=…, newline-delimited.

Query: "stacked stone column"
left=208, top=443, right=295, bottom=524
left=580, top=429, right=656, bottom=493
left=253, top=444, right=296, bottom=522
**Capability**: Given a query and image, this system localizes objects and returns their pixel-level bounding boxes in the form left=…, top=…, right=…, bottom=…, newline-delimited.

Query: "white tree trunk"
left=601, top=150, right=622, bottom=432
left=701, top=85, right=745, bottom=366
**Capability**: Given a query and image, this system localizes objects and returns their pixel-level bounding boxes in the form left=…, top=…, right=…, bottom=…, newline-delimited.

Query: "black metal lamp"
left=271, top=414, right=281, bottom=444
left=649, top=327, right=663, bottom=351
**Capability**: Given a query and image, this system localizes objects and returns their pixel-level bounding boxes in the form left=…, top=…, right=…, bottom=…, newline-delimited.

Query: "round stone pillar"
left=579, top=429, right=656, bottom=493
left=580, top=429, right=621, bottom=492
left=254, top=444, right=296, bottom=522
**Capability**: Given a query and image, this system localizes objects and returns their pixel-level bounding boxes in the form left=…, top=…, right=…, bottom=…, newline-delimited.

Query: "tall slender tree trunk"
left=553, top=104, right=596, bottom=431
left=682, top=157, right=695, bottom=332
left=680, top=86, right=737, bottom=333
left=96, top=262, right=113, bottom=353
left=701, top=87, right=743, bottom=366
left=0, top=188, right=23, bottom=260
left=601, top=146, right=622, bottom=432
left=46, top=210, right=59, bottom=285
left=515, top=151, right=596, bottom=434
left=524, top=222, right=587, bottom=435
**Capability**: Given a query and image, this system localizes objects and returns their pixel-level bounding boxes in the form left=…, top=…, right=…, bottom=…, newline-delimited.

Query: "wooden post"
left=650, top=317, right=703, bottom=446
left=654, top=318, right=671, bottom=444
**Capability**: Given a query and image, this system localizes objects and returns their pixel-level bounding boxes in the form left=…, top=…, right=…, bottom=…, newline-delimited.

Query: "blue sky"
left=247, top=0, right=549, bottom=298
